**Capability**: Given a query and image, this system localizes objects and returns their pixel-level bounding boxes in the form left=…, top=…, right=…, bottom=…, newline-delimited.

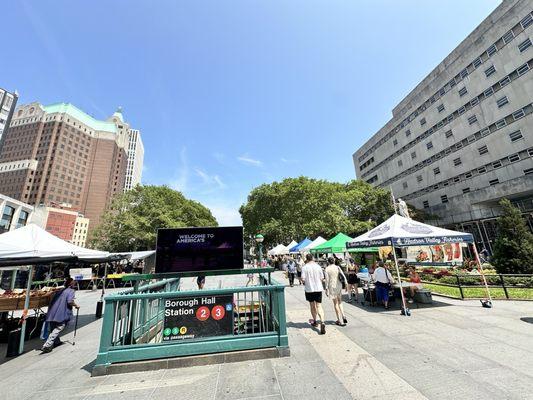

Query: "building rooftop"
left=43, top=102, right=117, bottom=133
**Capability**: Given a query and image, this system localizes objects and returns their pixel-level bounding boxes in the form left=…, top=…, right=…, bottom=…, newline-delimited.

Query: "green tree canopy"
left=239, top=177, right=394, bottom=247
left=90, top=185, right=217, bottom=252
left=491, top=198, right=533, bottom=274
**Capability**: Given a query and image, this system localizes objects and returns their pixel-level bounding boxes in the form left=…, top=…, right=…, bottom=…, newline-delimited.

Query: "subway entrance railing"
left=94, top=268, right=288, bottom=369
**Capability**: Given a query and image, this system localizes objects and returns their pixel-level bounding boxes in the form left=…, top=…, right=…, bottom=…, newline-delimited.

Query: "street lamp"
left=255, top=234, right=264, bottom=265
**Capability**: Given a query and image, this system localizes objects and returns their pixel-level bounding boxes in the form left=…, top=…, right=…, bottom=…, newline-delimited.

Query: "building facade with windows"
left=353, top=1, right=533, bottom=252
left=0, top=193, right=33, bottom=233
left=0, top=102, right=130, bottom=228
left=0, top=88, right=18, bottom=150
left=30, top=204, right=90, bottom=247
left=124, top=128, right=144, bottom=191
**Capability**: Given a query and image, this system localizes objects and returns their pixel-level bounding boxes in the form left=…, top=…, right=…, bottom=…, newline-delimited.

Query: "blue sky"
left=3, top=0, right=500, bottom=225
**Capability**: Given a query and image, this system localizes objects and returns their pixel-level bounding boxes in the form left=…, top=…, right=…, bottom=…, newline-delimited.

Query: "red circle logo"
left=212, top=305, right=225, bottom=320
left=196, top=306, right=210, bottom=321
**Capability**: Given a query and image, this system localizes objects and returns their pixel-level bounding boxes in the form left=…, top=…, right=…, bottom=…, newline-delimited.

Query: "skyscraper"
left=124, top=128, right=144, bottom=191
left=0, top=88, right=18, bottom=149
left=0, top=102, right=130, bottom=228
left=353, top=1, right=533, bottom=251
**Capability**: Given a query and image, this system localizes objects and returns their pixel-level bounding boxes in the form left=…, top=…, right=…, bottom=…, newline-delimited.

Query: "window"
left=420, top=118, right=426, bottom=126
left=499, top=76, right=511, bottom=87
left=445, top=130, right=453, bottom=138
left=518, top=38, right=532, bottom=53
left=473, top=57, right=482, bottom=68
left=411, top=151, right=417, bottom=159
left=441, top=195, right=448, bottom=204
left=0, top=206, right=15, bottom=233
left=492, top=160, right=502, bottom=168
left=502, top=30, right=514, bottom=44
left=460, top=69, right=468, bottom=79
left=478, top=145, right=488, bottom=155
left=458, top=87, right=468, bottom=97
left=489, top=178, right=499, bottom=186
left=16, top=210, right=29, bottom=229
left=437, top=104, right=445, bottom=113
left=433, top=167, right=440, bottom=175
left=485, top=65, right=496, bottom=77
left=465, top=172, right=473, bottom=178
left=484, top=87, right=494, bottom=97
left=453, top=158, right=462, bottom=166
left=517, top=63, right=530, bottom=76
left=509, top=154, right=520, bottom=163
left=486, top=44, right=497, bottom=57
left=398, top=160, right=403, bottom=167
left=509, top=130, right=523, bottom=142
left=470, top=97, right=479, bottom=107
left=468, top=115, right=478, bottom=125
left=458, top=106, right=466, bottom=115
left=426, top=141, right=433, bottom=150
left=405, top=129, right=411, bottom=137
left=496, top=96, right=509, bottom=108
left=521, top=14, right=533, bottom=29
left=402, top=182, right=408, bottom=189
left=393, top=139, right=398, bottom=146
left=462, top=188, right=470, bottom=194
left=495, top=119, right=507, bottom=129
left=416, top=175, right=423, bottom=182
left=478, top=166, right=487, bottom=173
left=524, top=168, right=533, bottom=175
left=513, top=109, right=525, bottom=120
left=423, top=200, right=429, bottom=208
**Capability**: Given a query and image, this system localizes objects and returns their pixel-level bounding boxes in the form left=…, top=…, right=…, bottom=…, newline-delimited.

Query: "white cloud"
left=237, top=154, right=263, bottom=167
left=206, top=203, right=242, bottom=226
left=170, top=147, right=188, bottom=192
left=281, top=157, right=298, bottom=164
left=194, top=168, right=227, bottom=190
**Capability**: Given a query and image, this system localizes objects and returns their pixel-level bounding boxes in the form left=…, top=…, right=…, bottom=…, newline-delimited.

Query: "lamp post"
left=255, top=234, right=264, bottom=265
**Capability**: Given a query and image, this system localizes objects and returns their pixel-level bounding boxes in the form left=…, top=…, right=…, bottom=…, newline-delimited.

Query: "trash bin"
left=6, top=328, right=21, bottom=357
left=95, top=299, right=103, bottom=319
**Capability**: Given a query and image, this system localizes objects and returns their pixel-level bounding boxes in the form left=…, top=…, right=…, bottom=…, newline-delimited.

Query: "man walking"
left=301, top=253, right=326, bottom=334
left=287, top=258, right=297, bottom=287
left=41, top=277, right=80, bottom=352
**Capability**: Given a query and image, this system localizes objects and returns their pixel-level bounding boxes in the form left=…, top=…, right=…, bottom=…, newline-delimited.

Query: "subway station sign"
left=162, top=294, right=234, bottom=341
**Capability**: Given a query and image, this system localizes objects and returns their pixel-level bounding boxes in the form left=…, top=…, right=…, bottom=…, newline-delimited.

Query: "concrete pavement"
left=0, top=271, right=532, bottom=399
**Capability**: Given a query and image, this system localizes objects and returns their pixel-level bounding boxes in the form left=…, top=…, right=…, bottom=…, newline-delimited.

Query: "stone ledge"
left=92, top=346, right=290, bottom=377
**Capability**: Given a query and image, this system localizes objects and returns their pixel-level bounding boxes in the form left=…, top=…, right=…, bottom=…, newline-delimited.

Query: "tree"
left=491, top=198, right=533, bottom=274
left=239, top=177, right=394, bottom=247
left=89, top=185, right=217, bottom=252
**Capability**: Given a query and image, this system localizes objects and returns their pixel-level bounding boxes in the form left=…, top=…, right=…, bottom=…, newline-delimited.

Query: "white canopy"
left=347, top=214, right=473, bottom=248
left=0, top=224, right=113, bottom=266
left=268, top=244, right=287, bottom=256
left=302, top=236, right=327, bottom=252
left=279, top=240, right=298, bottom=255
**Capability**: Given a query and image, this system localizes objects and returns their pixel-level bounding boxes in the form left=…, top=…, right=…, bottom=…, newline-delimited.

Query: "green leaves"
left=492, top=198, right=533, bottom=274
left=239, top=177, right=394, bottom=247
left=89, top=185, right=217, bottom=252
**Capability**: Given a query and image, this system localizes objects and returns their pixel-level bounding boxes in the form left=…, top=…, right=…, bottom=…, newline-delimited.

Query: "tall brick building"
left=0, top=102, right=130, bottom=228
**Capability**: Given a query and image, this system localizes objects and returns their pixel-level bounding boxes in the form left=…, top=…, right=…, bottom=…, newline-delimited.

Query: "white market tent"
left=0, top=224, right=112, bottom=266
left=346, top=214, right=491, bottom=314
left=279, top=240, right=298, bottom=255
left=268, top=244, right=287, bottom=256
left=302, top=236, right=327, bottom=252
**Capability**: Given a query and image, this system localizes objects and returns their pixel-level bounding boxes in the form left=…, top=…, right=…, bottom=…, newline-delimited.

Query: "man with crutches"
left=41, top=277, right=80, bottom=353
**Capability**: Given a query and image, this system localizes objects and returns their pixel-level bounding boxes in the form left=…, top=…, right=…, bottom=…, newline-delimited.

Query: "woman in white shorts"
left=324, top=257, right=348, bottom=326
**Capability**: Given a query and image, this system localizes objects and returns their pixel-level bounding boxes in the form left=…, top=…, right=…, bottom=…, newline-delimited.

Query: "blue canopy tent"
left=289, top=238, right=312, bottom=253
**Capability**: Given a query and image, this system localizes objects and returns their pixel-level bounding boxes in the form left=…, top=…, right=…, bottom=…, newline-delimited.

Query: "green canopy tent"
left=310, top=233, right=353, bottom=254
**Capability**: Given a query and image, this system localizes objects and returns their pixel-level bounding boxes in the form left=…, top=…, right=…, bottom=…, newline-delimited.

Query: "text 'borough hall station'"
left=353, top=0, right=533, bottom=253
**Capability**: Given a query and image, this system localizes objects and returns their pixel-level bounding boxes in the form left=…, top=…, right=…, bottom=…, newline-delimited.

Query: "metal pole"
left=391, top=246, right=409, bottom=316
left=258, top=243, right=263, bottom=264
left=472, top=242, right=493, bottom=306
left=19, top=265, right=34, bottom=355
left=10, top=269, right=17, bottom=290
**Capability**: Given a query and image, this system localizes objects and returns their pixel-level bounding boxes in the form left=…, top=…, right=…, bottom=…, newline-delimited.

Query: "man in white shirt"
left=301, top=253, right=326, bottom=334
left=372, top=261, right=395, bottom=309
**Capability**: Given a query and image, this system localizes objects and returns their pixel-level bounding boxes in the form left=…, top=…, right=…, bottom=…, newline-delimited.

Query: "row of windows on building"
left=357, top=12, right=532, bottom=164
left=362, top=58, right=532, bottom=178
left=0, top=207, right=29, bottom=232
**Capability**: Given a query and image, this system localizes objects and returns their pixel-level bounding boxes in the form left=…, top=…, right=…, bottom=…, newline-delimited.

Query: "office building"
left=0, top=88, right=18, bottom=149
left=0, top=193, right=33, bottom=233
left=124, top=128, right=144, bottom=191
left=31, top=203, right=90, bottom=247
left=0, top=102, right=130, bottom=228
left=353, top=1, right=533, bottom=252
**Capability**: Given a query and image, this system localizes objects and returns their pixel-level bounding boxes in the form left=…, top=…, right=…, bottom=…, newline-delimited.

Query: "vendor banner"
left=69, top=267, right=93, bottom=280
left=406, top=243, right=463, bottom=264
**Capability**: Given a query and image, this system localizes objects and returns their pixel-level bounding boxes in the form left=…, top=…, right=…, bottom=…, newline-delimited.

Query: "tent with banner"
left=346, top=214, right=491, bottom=314
left=310, top=233, right=353, bottom=254
left=289, top=238, right=312, bottom=253
left=302, top=236, right=327, bottom=252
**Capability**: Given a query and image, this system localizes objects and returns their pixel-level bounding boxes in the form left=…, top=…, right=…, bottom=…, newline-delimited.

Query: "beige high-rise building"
left=124, top=128, right=144, bottom=191
left=0, top=102, right=132, bottom=229
left=353, top=1, right=533, bottom=252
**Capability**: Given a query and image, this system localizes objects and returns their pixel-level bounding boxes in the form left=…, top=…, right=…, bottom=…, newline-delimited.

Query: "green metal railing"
left=95, top=271, right=287, bottom=367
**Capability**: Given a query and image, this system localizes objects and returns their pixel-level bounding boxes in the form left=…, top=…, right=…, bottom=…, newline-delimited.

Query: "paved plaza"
left=1, top=271, right=533, bottom=400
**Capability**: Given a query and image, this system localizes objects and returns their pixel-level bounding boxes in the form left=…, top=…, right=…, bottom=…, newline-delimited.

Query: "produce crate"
left=0, top=292, right=55, bottom=312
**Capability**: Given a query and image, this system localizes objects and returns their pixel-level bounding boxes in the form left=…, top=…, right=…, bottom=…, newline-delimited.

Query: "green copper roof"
left=43, top=103, right=117, bottom=133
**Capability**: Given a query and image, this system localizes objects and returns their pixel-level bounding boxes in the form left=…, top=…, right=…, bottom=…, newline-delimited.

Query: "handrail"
left=116, top=278, right=180, bottom=295
left=123, top=267, right=275, bottom=281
